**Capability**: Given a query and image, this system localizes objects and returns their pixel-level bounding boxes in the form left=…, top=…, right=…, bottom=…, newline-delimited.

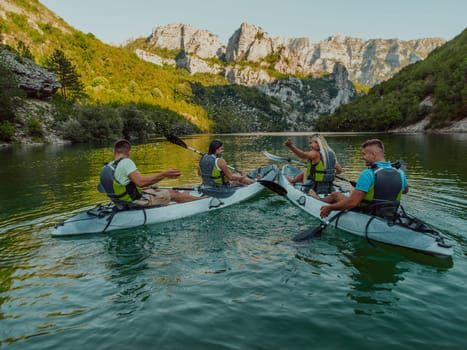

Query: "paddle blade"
left=165, top=134, right=188, bottom=149
left=292, top=224, right=326, bottom=241
left=392, top=159, right=406, bottom=172
left=258, top=180, right=287, bottom=196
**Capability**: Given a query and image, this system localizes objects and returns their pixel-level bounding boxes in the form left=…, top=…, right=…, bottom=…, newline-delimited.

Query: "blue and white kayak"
left=279, top=164, right=453, bottom=258
left=52, top=164, right=278, bottom=236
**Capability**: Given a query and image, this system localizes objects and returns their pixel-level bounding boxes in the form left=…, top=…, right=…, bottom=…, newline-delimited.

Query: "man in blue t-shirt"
left=320, top=139, right=408, bottom=218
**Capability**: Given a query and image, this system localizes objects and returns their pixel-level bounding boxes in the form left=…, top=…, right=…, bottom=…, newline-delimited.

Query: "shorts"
left=134, top=188, right=171, bottom=207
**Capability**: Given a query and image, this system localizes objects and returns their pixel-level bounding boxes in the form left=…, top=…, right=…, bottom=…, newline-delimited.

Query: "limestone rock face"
left=225, top=24, right=445, bottom=86
left=223, top=65, right=275, bottom=86
left=130, top=22, right=445, bottom=131
left=0, top=47, right=60, bottom=98
left=138, top=23, right=445, bottom=87
left=147, top=23, right=225, bottom=59
left=134, top=49, right=176, bottom=66
left=257, top=63, right=358, bottom=131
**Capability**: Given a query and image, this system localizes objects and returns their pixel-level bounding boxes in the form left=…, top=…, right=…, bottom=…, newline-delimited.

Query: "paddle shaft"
left=153, top=186, right=200, bottom=191
left=166, top=134, right=242, bottom=174
left=293, top=210, right=345, bottom=241
left=165, top=135, right=287, bottom=195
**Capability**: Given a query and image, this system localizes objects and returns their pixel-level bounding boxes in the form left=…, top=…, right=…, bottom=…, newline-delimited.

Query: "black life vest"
left=359, top=164, right=403, bottom=217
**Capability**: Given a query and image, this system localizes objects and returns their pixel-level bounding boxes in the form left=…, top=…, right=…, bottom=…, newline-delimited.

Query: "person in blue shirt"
left=320, top=139, right=408, bottom=218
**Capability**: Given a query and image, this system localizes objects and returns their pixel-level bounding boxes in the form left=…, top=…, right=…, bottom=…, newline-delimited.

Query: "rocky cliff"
left=0, top=47, right=60, bottom=98
left=133, top=22, right=445, bottom=87
left=257, top=62, right=358, bottom=130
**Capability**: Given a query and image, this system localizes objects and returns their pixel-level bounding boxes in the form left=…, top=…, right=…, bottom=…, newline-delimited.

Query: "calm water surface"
left=1, top=133, right=466, bottom=349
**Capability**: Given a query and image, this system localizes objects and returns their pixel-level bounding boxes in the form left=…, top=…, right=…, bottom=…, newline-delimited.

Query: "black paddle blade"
left=258, top=180, right=287, bottom=196
left=392, top=159, right=406, bottom=172
left=292, top=224, right=326, bottom=242
left=165, top=134, right=188, bottom=149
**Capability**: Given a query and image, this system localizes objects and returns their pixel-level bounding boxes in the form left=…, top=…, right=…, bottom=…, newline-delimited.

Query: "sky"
left=39, top=0, right=466, bottom=46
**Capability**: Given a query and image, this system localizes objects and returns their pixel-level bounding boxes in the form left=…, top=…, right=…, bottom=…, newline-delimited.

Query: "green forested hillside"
left=315, top=29, right=467, bottom=131
left=1, top=0, right=295, bottom=140
left=0, top=0, right=229, bottom=132
left=191, top=83, right=289, bottom=132
left=1, top=0, right=465, bottom=143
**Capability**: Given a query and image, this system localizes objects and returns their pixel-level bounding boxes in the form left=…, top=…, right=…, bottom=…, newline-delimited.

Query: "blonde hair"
left=309, top=134, right=335, bottom=168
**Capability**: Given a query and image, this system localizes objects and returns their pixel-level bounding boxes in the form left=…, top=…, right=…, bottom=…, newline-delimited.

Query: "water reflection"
left=105, top=230, right=156, bottom=316
left=0, top=133, right=466, bottom=349
left=294, top=223, right=454, bottom=317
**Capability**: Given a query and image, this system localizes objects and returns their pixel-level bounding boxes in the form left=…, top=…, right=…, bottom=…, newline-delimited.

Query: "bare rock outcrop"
left=0, top=47, right=60, bottom=98
left=137, top=22, right=445, bottom=87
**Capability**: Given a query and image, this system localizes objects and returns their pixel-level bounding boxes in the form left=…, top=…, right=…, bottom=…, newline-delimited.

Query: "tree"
left=45, top=49, right=86, bottom=101
left=16, top=40, right=34, bottom=61
left=0, top=58, right=25, bottom=122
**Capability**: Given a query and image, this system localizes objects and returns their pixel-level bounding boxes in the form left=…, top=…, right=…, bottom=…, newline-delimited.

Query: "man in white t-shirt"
left=104, top=139, right=204, bottom=207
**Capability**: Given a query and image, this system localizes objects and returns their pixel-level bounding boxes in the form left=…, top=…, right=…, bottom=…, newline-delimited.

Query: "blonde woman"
left=284, top=134, right=343, bottom=197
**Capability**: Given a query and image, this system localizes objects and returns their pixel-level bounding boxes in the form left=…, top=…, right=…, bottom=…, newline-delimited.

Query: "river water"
left=1, top=133, right=466, bottom=349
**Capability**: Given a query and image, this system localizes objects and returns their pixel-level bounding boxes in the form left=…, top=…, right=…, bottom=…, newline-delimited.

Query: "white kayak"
left=279, top=164, right=453, bottom=258
left=52, top=165, right=279, bottom=236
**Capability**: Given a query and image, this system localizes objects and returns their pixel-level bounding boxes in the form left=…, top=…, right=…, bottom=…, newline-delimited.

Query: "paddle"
left=154, top=186, right=201, bottom=191
left=257, top=180, right=287, bottom=196
left=292, top=210, right=345, bottom=241
left=166, top=134, right=241, bottom=173
left=335, top=175, right=357, bottom=187
left=263, top=150, right=357, bottom=187
left=165, top=134, right=287, bottom=196
left=263, top=150, right=306, bottom=167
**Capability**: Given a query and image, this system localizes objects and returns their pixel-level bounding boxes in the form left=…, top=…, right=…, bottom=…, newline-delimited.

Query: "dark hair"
left=208, top=139, right=223, bottom=154
left=362, top=138, right=384, bottom=152
left=114, top=139, right=131, bottom=153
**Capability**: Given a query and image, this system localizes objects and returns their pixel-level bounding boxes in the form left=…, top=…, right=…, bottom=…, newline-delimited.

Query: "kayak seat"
left=114, top=201, right=164, bottom=211
left=301, top=181, right=334, bottom=195
left=396, top=207, right=440, bottom=235
left=200, top=185, right=236, bottom=198
left=363, top=200, right=400, bottom=222
left=87, top=205, right=115, bottom=218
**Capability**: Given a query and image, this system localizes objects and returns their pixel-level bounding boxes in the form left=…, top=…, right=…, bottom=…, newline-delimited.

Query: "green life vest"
left=306, top=150, right=336, bottom=182
left=199, top=154, right=228, bottom=186
left=99, top=158, right=142, bottom=203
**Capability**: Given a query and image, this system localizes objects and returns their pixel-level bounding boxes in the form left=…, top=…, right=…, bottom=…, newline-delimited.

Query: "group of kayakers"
left=100, top=135, right=409, bottom=220
left=99, top=138, right=255, bottom=209
left=282, top=135, right=408, bottom=219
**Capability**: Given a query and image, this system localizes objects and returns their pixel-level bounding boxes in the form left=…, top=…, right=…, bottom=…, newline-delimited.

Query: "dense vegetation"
left=1, top=0, right=296, bottom=142
left=0, top=55, right=26, bottom=141
left=0, top=0, right=465, bottom=143
left=191, top=83, right=289, bottom=132
left=315, top=29, right=467, bottom=131
left=0, top=0, right=229, bottom=132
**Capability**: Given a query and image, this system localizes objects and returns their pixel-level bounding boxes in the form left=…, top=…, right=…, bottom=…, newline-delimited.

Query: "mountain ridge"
left=129, top=22, right=445, bottom=87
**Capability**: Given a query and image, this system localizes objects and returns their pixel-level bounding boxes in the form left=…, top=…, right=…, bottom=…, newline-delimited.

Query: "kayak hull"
left=279, top=165, right=453, bottom=258
left=52, top=165, right=278, bottom=236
